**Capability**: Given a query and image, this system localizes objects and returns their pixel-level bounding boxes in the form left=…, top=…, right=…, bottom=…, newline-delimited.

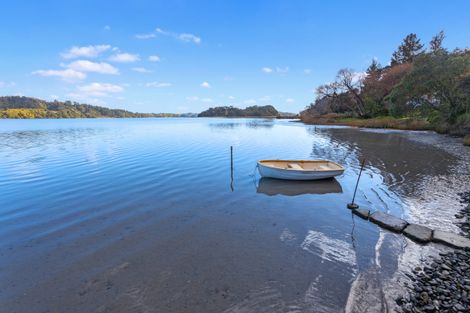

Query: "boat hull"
left=257, top=160, right=344, bottom=181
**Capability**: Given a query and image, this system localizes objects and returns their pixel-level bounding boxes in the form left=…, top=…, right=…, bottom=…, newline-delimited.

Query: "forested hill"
left=301, top=31, right=470, bottom=136
left=198, top=105, right=279, bottom=117
left=0, top=96, right=173, bottom=118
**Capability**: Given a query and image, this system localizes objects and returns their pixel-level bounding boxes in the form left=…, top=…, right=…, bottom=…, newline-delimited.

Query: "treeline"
left=0, top=96, right=176, bottom=118
left=301, top=31, right=470, bottom=135
left=198, top=105, right=279, bottom=117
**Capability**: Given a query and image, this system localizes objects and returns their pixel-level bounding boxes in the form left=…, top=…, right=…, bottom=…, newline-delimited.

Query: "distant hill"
left=0, top=96, right=174, bottom=118
left=198, top=105, right=279, bottom=117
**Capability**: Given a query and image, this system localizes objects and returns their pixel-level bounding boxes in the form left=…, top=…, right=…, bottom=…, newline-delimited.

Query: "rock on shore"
left=396, top=192, right=470, bottom=312
left=396, top=249, right=470, bottom=313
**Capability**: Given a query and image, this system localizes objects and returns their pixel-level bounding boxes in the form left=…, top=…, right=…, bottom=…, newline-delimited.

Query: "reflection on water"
left=257, top=177, right=343, bottom=196
left=209, top=118, right=275, bottom=131
left=0, top=118, right=465, bottom=313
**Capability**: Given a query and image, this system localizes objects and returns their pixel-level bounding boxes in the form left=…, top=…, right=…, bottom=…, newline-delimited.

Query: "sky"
left=1, top=0, right=469, bottom=113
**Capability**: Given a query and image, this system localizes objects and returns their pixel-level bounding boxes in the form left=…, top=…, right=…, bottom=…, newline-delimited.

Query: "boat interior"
left=259, top=160, right=344, bottom=171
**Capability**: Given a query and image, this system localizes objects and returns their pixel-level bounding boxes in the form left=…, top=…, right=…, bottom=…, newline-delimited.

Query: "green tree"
left=391, top=33, right=424, bottom=65
left=389, top=50, right=470, bottom=123
left=430, top=30, right=446, bottom=53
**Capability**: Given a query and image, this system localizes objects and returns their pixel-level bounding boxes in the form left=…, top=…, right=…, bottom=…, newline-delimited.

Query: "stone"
left=403, top=224, right=433, bottom=243
left=352, top=208, right=370, bottom=220
left=369, top=211, right=408, bottom=233
left=432, top=230, right=470, bottom=249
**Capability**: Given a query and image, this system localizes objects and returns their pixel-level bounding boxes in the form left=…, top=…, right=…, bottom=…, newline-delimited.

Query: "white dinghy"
left=257, top=160, right=345, bottom=180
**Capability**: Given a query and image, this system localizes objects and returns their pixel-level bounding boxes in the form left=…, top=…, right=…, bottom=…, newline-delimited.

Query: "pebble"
left=395, top=192, right=470, bottom=312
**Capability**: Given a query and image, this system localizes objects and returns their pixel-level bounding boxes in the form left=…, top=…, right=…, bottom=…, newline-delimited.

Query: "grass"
left=464, top=134, right=470, bottom=146
left=300, top=114, right=431, bottom=131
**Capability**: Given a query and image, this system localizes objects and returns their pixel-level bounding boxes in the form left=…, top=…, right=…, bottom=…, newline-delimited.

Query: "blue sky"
left=1, top=0, right=469, bottom=113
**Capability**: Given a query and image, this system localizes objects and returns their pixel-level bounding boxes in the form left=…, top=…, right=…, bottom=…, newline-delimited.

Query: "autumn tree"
left=315, top=68, right=366, bottom=117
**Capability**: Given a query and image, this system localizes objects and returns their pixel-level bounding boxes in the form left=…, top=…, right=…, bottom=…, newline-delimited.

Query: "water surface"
left=0, top=118, right=465, bottom=312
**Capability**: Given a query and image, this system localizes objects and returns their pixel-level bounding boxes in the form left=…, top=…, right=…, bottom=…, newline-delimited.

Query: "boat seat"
left=287, top=163, right=303, bottom=170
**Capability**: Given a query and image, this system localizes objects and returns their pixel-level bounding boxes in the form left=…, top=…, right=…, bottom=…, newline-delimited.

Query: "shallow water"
left=0, top=118, right=466, bottom=312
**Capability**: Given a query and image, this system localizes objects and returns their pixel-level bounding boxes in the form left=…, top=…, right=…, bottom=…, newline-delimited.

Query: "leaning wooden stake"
left=347, top=158, right=365, bottom=209
left=230, top=146, right=234, bottom=191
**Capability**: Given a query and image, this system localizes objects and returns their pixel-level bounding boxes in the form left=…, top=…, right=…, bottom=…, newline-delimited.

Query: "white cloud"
left=286, top=98, right=295, bottom=103
left=104, top=25, right=111, bottom=31
left=77, top=82, right=124, bottom=97
left=109, top=53, right=140, bottom=63
left=262, top=67, right=273, bottom=73
left=186, top=96, right=199, bottom=101
left=61, top=45, right=111, bottom=59
left=66, top=60, right=119, bottom=74
left=178, top=33, right=201, bottom=44
left=201, top=98, right=213, bottom=103
left=200, top=81, right=211, bottom=88
left=132, top=67, right=152, bottom=73
left=49, top=94, right=59, bottom=100
left=66, top=93, right=108, bottom=106
left=258, top=95, right=271, bottom=101
left=304, top=69, right=312, bottom=75
left=148, top=55, right=161, bottom=62
left=228, top=95, right=235, bottom=100
left=276, top=66, right=289, bottom=73
left=145, top=81, right=172, bottom=88
left=352, top=71, right=367, bottom=83
left=136, top=33, right=156, bottom=39
left=262, top=66, right=289, bottom=74
left=154, top=27, right=201, bottom=44
left=32, top=69, right=86, bottom=81
left=244, top=99, right=256, bottom=105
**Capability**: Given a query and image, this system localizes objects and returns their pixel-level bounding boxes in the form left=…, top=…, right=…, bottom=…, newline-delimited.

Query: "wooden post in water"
left=230, top=146, right=234, bottom=191
left=347, top=158, right=365, bottom=209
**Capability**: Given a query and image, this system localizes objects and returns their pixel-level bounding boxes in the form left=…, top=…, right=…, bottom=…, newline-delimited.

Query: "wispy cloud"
left=135, top=33, right=156, bottom=39
left=304, top=69, right=312, bottom=75
left=132, top=67, right=152, bottom=73
left=104, top=25, right=111, bottom=31
left=244, top=99, right=256, bottom=105
left=200, top=81, right=211, bottom=88
left=262, top=66, right=289, bottom=74
left=201, top=97, right=213, bottom=103
left=286, top=98, right=295, bottom=103
left=109, top=53, right=140, bottom=63
left=32, top=69, right=86, bottom=81
left=148, top=55, right=161, bottom=62
left=66, top=60, right=119, bottom=74
left=156, top=28, right=202, bottom=44
left=61, top=45, right=111, bottom=59
left=145, top=81, right=172, bottom=88
left=186, top=96, right=199, bottom=101
left=258, top=95, right=271, bottom=101
left=178, top=33, right=201, bottom=44
left=136, top=27, right=201, bottom=44
left=276, top=66, right=289, bottom=73
left=77, top=82, right=124, bottom=97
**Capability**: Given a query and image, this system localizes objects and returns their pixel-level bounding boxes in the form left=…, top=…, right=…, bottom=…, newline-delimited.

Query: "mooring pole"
left=347, top=158, right=365, bottom=209
left=230, top=146, right=234, bottom=191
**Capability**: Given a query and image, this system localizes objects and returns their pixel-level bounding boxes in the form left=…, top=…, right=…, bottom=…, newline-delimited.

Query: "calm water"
left=0, top=118, right=464, bottom=312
